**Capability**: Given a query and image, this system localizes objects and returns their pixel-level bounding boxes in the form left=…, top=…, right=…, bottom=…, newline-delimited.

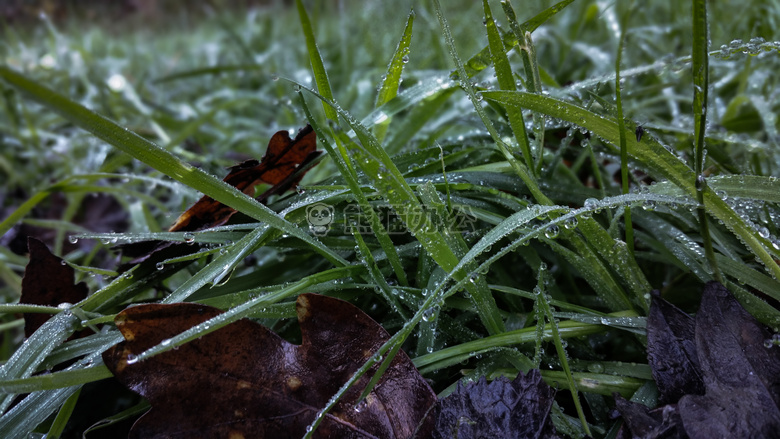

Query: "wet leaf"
left=118, top=124, right=319, bottom=262
left=168, top=124, right=318, bottom=232
left=677, top=281, right=780, bottom=438
left=433, top=370, right=559, bottom=439
left=21, top=237, right=88, bottom=337
left=612, top=394, right=686, bottom=439
left=616, top=281, right=780, bottom=439
left=2, top=192, right=127, bottom=256
left=102, top=293, right=436, bottom=438
left=646, top=290, right=704, bottom=404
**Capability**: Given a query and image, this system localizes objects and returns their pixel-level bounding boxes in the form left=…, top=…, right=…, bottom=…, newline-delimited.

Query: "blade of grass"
left=296, top=0, right=412, bottom=289
left=459, top=0, right=576, bottom=78
left=45, top=387, right=80, bottom=439
left=614, top=8, right=635, bottom=255
left=0, top=313, right=78, bottom=413
left=299, top=92, right=409, bottom=286
left=295, top=0, right=337, bottom=122
left=374, top=9, right=414, bottom=143
left=692, top=0, right=721, bottom=281
left=436, top=0, right=642, bottom=311
left=483, top=90, right=780, bottom=294
left=536, top=268, right=590, bottom=435
left=0, top=365, right=112, bottom=394
left=0, top=67, right=346, bottom=270
left=483, top=0, right=533, bottom=171
left=433, top=0, right=549, bottom=207
left=294, top=81, right=505, bottom=334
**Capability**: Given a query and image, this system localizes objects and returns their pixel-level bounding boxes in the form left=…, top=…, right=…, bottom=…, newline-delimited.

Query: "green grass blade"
left=296, top=82, right=505, bottom=334
left=536, top=271, right=591, bottom=435
left=433, top=0, right=550, bottom=207
left=46, top=387, right=80, bottom=439
left=374, top=9, right=414, bottom=142
left=0, top=66, right=346, bottom=268
left=0, top=366, right=112, bottom=393
left=0, top=313, right=78, bottom=412
left=0, top=387, right=80, bottom=438
left=483, top=0, right=533, bottom=171
left=351, top=230, right=409, bottom=320
left=692, top=0, right=720, bottom=280
left=460, top=0, right=575, bottom=78
left=295, top=0, right=337, bottom=122
left=300, top=92, right=409, bottom=286
left=614, top=9, right=634, bottom=255
left=484, top=90, right=780, bottom=293
left=297, top=1, right=412, bottom=287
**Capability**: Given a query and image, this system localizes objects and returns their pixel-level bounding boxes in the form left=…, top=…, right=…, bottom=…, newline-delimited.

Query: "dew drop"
left=588, top=363, right=604, bottom=373
left=126, top=354, right=138, bottom=364
left=544, top=225, right=560, bottom=239
left=68, top=235, right=79, bottom=244
left=584, top=198, right=599, bottom=210
left=183, top=232, right=196, bottom=244
left=422, top=306, right=439, bottom=322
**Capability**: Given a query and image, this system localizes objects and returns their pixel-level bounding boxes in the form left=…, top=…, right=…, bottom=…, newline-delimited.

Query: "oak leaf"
left=102, top=293, right=436, bottom=438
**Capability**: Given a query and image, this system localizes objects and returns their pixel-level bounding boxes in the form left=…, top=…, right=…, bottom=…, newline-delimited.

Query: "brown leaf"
left=21, top=237, right=88, bottom=337
left=168, top=124, right=317, bottom=232
left=102, top=294, right=436, bottom=438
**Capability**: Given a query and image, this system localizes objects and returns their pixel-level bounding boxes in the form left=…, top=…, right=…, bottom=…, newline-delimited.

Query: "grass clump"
left=1, top=0, right=780, bottom=437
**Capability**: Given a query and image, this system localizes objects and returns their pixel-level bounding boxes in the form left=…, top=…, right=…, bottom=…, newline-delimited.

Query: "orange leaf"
left=168, top=124, right=317, bottom=232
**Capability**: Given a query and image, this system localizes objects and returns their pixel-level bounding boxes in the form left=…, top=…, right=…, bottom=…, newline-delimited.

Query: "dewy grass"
left=1, top=0, right=780, bottom=437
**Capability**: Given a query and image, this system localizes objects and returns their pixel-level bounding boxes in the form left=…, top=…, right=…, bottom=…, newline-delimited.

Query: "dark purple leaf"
left=646, top=290, right=704, bottom=404
left=613, top=394, right=686, bottom=439
left=433, top=370, right=559, bottom=439
left=677, top=281, right=780, bottom=438
left=618, top=282, right=780, bottom=439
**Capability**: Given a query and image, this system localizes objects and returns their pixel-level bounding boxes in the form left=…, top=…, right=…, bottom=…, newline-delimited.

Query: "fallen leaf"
left=616, top=281, right=780, bottom=439
left=646, top=289, right=704, bottom=404
left=612, top=394, right=685, bottom=439
left=433, top=370, right=559, bottom=439
left=117, top=125, right=319, bottom=264
left=1, top=192, right=128, bottom=256
left=21, top=237, right=89, bottom=337
left=102, top=293, right=436, bottom=438
left=677, top=281, right=780, bottom=438
left=168, top=124, right=318, bottom=232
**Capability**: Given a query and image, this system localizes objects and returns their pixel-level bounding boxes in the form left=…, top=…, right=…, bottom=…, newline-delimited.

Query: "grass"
left=1, top=0, right=780, bottom=437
